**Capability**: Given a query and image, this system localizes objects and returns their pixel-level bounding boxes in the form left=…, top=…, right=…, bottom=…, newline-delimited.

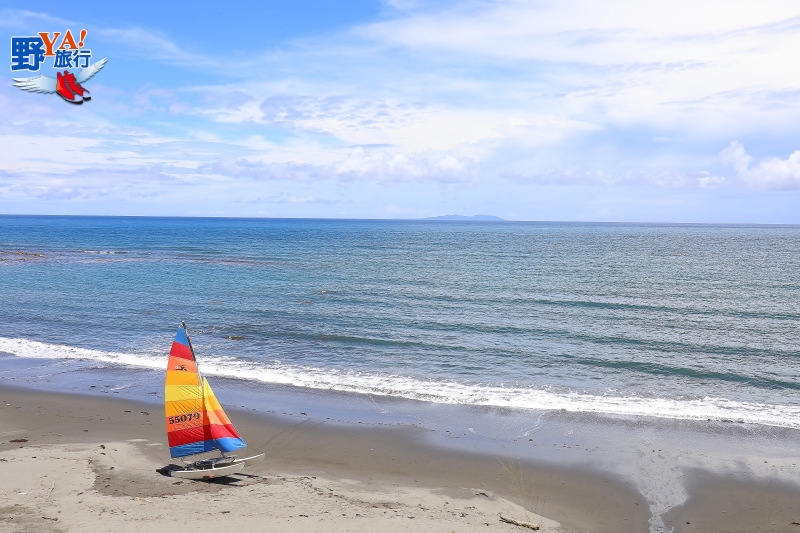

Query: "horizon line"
left=1, top=213, right=798, bottom=226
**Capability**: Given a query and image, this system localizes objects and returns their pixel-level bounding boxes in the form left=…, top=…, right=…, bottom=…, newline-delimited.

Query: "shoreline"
left=3, top=337, right=798, bottom=431
left=0, top=383, right=646, bottom=532
left=2, top=383, right=800, bottom=532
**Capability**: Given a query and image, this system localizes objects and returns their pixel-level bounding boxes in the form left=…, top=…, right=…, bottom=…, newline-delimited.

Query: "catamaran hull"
left=170, top=461, right=244, bottom=480
left=232, top=453, right=265, bottom=468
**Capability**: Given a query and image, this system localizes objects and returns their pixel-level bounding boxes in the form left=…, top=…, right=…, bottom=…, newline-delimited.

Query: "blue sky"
left=2, top=0, right=800, bottom=222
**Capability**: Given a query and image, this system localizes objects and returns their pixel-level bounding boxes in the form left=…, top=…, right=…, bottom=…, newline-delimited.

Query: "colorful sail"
left=164, top=322, right=246, bottom=458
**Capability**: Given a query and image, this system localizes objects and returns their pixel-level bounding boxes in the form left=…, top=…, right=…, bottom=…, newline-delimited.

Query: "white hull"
left=231, top=453, right=265, bottom=468
left=170, top=461, right=244, bottom=480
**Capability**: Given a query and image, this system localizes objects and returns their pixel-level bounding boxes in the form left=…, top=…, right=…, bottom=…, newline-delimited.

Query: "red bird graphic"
left=12, top=58, right=108, bottom=104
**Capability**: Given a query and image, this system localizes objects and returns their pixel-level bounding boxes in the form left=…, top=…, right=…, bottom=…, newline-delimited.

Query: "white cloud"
left=195, top=92, right=503, bottom=152
left=0, top=165, right=186, bottom=201
left=0, top=9, right=74, bottom=28
left=6, top=2, right=800, bottom=220
left=0, top=134, right=106, bottom=172
left=245, top=192, right=343, bottom=205
left=501, top=166, right=727, bottom=189
left=721, top=141, right=800, bottom=190
left=349, top=0, right=800, bottom=140
left=357, top=0, right=800, bottom=64
left=201, top=147, right=477, bottom=185
left=97, top=27, right=221, bottom=68
left=332, top=146, right=476, bottom=182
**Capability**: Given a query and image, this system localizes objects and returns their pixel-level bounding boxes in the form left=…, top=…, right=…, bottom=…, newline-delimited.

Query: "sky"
left=2, top=0, right=800, bottom=222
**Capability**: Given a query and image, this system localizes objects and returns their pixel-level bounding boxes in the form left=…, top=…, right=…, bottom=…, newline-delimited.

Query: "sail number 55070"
left=168, top=412, right=201, bottom=424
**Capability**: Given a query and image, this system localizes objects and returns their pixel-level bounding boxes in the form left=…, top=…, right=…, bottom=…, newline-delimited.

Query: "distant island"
left=423, top=214, right=505, bottom=221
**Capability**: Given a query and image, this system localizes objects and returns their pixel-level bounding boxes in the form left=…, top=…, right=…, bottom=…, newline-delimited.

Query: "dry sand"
left=0, top=385, right=643, bottom=533
left=0, top=441, right=554, bottom=533
left=1, top=385, right=799, bottom=532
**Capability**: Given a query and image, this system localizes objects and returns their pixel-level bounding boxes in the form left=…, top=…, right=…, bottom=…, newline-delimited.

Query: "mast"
left=182, top=321, right=196, bottom=363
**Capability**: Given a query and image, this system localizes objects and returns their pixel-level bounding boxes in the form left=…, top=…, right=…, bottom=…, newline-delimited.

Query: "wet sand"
left=1, top=384, right=799, bottom=532
left=0, top=384, right=645, bottom=532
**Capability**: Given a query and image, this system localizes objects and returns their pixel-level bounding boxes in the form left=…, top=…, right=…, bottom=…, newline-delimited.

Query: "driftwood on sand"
left=499, top=513, right=540, bottom=530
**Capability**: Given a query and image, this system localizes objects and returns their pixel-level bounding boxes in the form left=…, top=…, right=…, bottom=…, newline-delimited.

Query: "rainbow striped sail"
left=165, top=322, right=246, bottom=458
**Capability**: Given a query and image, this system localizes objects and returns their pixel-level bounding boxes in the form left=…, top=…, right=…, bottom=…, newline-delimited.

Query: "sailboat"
left=164, top=322, right=264, bottom=479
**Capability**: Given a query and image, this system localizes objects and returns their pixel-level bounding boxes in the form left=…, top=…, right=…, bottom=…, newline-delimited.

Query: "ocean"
left=1, top=215, right=798, bottom=430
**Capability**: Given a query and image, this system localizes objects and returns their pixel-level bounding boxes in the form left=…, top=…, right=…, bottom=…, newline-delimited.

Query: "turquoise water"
left=1, top=215, right=799, bottom=428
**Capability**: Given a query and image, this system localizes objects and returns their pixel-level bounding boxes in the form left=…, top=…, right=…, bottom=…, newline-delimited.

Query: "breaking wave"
left=1, top=337, right=799, bottom=430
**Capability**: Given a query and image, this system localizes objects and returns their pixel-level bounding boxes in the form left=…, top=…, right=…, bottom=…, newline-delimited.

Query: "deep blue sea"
left=1, top=215, right=799, bottom=429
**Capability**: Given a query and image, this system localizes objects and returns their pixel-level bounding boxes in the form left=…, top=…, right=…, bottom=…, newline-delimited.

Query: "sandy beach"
left=1, top=384, right=799, bottom=533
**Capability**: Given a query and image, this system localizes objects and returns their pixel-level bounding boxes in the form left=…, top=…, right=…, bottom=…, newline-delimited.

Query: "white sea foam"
left=2, top=337, right=799, bottom=429
left=0, top=338, right=165, bottom=372
left=80, top=250, right=125, bottom=254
